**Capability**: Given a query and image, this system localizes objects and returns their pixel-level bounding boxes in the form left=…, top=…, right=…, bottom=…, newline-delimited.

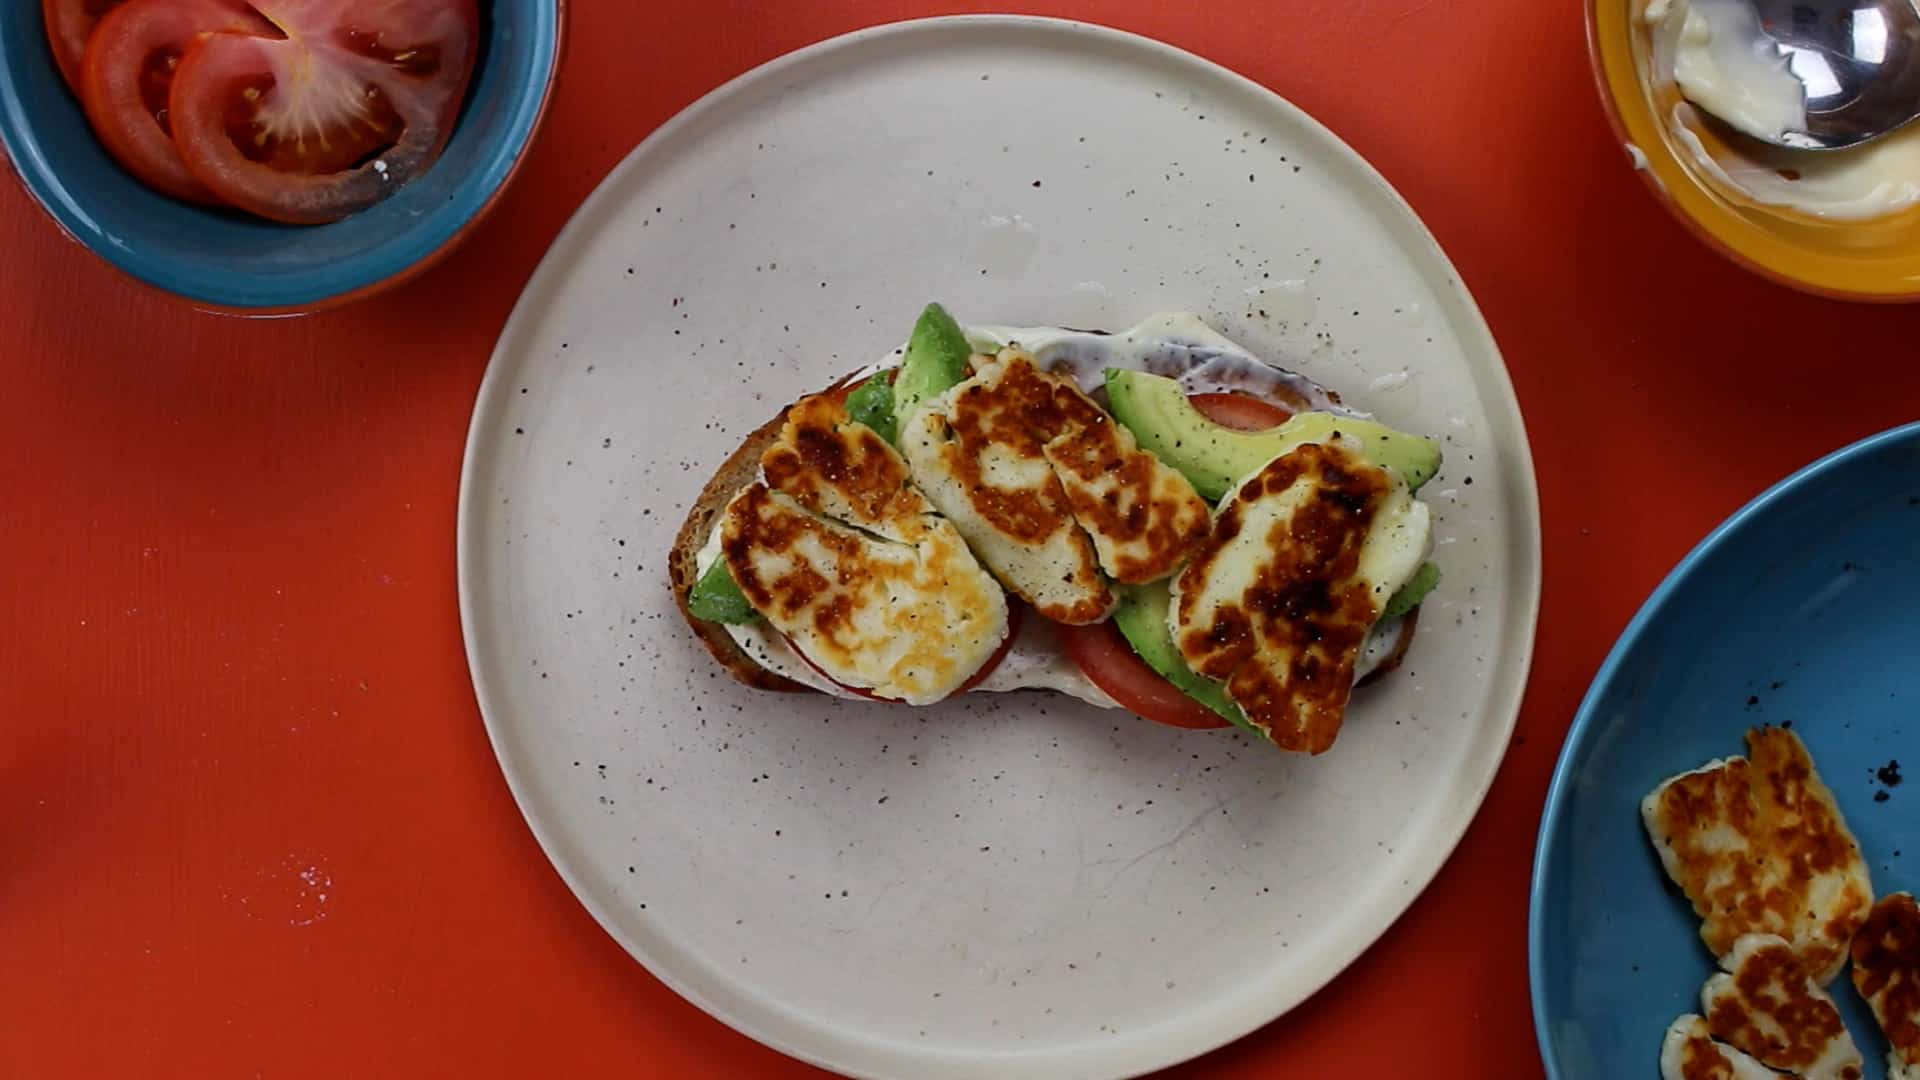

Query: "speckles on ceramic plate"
left=458, top=16, right=1537, bottom=1080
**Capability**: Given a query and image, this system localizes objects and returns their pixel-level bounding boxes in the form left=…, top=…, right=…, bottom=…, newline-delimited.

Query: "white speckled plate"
left=459, top=16, right=1540, bottom=1079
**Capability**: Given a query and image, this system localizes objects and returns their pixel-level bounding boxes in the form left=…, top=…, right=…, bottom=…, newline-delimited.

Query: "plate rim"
left=459, top=14, right=1543, bottom=1078
left=1527, top=418, right=1920, bottom=1076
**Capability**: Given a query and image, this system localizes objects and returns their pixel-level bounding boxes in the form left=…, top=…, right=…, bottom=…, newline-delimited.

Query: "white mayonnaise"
left=1647, top=0, right=1920, bottom=220
left=1670, top=0, right=1805, bottom=143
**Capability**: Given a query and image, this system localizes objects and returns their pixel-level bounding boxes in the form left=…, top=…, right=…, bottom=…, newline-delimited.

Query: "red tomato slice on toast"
left=1057, top=620, right=1230, bottom=730
left=1187, top=392, right=1294, bottom=432
left=168, top=0, right=479, bottom=224
left=79, top=0, right=272, bottom=203
left=43, top=0, right=129, bottom=93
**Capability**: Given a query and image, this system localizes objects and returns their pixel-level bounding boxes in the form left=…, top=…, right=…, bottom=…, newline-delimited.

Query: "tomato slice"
left=1188, top=392, right=1294, bottom=432
left=42, top=0, right=129, bottom=93
left=79, top=0, right=273, bottom=203
left=168, top=0, right=479, bottom=224
left=786, top=604, right=1022, bottom=703
left=1057, top=620, right=1230, bottom=730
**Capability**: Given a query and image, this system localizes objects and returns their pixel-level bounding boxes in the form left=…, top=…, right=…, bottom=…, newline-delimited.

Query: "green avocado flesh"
left=844, top=372, right=897, bottom=444
left=1104, top=369, right=1442, bottom=502
left=689, top=559, right=758, bottom=624
left=1382, top=561, right=1439, bottom=621
left=890, top=303, right=972, bottom=441
left=1111, top=583, right=1252, bottom=731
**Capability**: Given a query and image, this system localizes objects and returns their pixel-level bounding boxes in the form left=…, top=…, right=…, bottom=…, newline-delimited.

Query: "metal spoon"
left=1745, top=0, right=1920, bottom=149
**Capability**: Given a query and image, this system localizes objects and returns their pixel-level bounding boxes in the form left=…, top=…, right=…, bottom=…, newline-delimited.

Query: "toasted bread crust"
left=1356, top=605, right=1420, bottom=688
left=668, top=405, right=815, bottom=694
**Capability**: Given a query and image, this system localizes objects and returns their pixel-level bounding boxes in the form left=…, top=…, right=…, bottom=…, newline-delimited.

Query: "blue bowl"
left=1531, top=422, right=1920, bottom=1078
left=0, top=2, right=562, bottom=312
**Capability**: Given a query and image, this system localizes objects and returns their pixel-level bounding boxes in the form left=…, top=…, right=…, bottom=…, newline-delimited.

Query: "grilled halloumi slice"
left=1700, top=933, right=1862, bottom=1079
left=760, top=392, right=931, bottom=541
left=720, top=393, right=1008, bottom=704
left=1642, top=727, right=1874, bottom=986
left=1168, top=440, right=1429, bottom=754
left=1034, top=378, right=1211, bottom=584
left=900, top=349, right=1210, bottom=624
left=1661, top=1014, right=1784, bottom=1080
left=1852, top=892, right=1920, bottom=1080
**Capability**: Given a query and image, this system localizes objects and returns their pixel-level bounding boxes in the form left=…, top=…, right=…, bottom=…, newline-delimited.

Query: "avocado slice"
left=844, top=371, right=897, bottom=444
left=688, top=559, right=758, bottom=624
left=1111, top=582, right=1252, bottom=731
left=890, top=303, right=973, bottom=441
left=1104, top=369, right=1441, bottom=501
left=1382, top=561, right=1440, bottom=620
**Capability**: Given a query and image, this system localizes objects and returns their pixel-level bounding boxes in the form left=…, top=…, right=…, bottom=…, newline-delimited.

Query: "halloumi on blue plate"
left=1642, top=726, right=1874, bottom=985
left=1699, top=933, right=1861, bottom=1079
left=1852, top=892, right=1920, bottom=1080
left=1661, top=1014, right=1781, bottom=1080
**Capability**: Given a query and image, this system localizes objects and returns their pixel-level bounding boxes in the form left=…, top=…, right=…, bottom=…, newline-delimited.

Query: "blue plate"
left=1531, top=422, right=1920, bottom=1079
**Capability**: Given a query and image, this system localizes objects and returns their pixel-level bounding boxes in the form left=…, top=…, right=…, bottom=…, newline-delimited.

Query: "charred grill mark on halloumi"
left=1045, top=418, right=1209, bottom=583
left=900, top=350, right=1210, bottom=624
left=1661, top=1015, right=1784, bottom=1080
left=1642, top=727, right=1874, bottom=986
left=761, top=392, right=927, bottom=540
left=1701, top=933, right=1863, bottom=1079
left=1168, top=441, right=1427, bottom=754
left=720, top=393, right=1008, bottom=704
left=901, top=359, right=1110, bottom=624
left=1852, top=892, right=1920, bottom=1080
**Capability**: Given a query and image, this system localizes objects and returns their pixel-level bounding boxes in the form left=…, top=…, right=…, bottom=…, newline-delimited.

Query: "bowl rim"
left=1584, top=0, right=1920, bottom=303
left=1526, top=418, right=1920, bottom=1076
left=0, top=1, right=567, bottom=316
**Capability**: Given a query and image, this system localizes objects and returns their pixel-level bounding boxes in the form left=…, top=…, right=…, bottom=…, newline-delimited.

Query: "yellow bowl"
left=1588, top=0, right=1920, bottom=300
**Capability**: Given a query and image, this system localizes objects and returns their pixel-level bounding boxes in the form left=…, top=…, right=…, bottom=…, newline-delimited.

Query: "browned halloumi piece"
left=1701, top=933, right=1862, bottom=1079
left=1168, top=441, right=1428, bottom=754
left=1852, top=892, right=1920, bottom=1080
left=721, top=393, right=1008, bottom=704
left=900, top=349, right=1209, bottom=624
left=1642, top=726, right=1874, bottom=986
left=760, top=392, right=931, bottom=540
left=1037, top=379, right=1211, bottom=584
left=1661, top=1014, right=1786, bottom=1080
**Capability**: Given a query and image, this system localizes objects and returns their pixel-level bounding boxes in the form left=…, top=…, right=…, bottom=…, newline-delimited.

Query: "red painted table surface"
left=5, top=2, right=1919, bottom=1077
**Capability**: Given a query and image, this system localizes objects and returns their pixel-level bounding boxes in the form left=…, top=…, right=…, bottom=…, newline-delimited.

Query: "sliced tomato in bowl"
left=1057, top=620, right=1230, bottom=730
left=42, top=0, right=130, bottom=92
left=168, top=0, right=479, bottom=224
left=79, top=0, right=273, bottom=203
left=1187, top=391, right=1293, bottom=432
